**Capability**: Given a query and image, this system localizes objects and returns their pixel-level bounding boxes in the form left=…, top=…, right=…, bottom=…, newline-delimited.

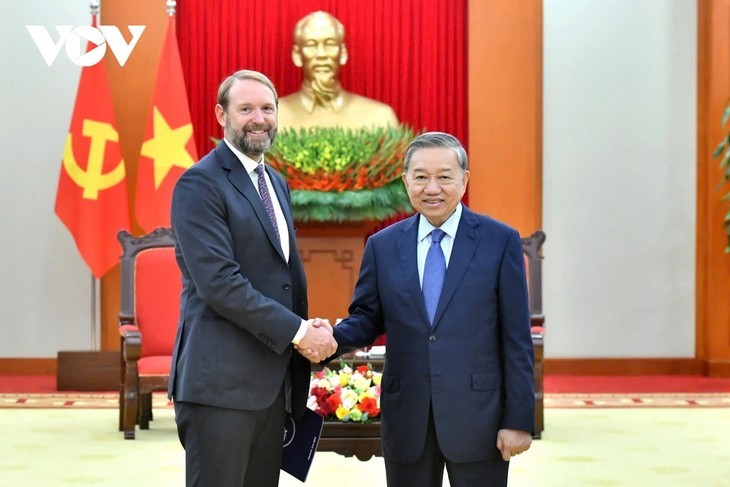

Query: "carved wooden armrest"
left=530, top=314, right=545, bottom=335
left=119, top=323, right=142, bottom=362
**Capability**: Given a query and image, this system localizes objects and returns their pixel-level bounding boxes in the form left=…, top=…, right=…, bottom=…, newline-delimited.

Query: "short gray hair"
left=403, top=132, right=468, bottom=172
left=217, top=70, right=278, bottom=110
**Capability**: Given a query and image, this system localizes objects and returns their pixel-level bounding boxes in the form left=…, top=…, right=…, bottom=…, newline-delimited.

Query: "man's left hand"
left=496, top=428, right=532, bottom=462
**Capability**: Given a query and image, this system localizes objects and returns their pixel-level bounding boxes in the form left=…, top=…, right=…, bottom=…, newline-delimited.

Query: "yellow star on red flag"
left=135, top=16, right=198, bottom=232
left=140, top=107, right=195, bottom=189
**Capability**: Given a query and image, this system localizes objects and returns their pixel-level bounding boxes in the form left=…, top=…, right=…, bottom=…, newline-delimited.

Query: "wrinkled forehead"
left=408, top=147, right=462, bottom=172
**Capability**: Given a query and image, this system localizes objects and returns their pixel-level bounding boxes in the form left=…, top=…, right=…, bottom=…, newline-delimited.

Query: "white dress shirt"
left=223, top=139, right=290, bottom=262
left=417, top=203, right=463, bottom=288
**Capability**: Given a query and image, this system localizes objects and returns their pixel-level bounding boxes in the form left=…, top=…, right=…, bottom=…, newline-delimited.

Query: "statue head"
left=292, top=12, right=348, bottom=98
left=279, top=11, right=399, bottom=130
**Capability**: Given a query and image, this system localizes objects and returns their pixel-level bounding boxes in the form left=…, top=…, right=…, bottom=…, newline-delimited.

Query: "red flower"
left=357, top=397, right=380, bottom=418
left=311, top=386, right=330, bottom=403
left=317, top=393, right=341, bottom=417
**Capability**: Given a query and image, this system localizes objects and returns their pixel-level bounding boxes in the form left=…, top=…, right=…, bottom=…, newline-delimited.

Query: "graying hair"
left=403, top=132, right=468, bottom=172
left=217, top=70, right=278, bottom=110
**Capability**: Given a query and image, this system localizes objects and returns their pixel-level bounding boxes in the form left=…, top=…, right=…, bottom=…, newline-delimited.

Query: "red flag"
left=55, top=15, right=131, bottom=278
left=136, top=16, right=198, bottom=232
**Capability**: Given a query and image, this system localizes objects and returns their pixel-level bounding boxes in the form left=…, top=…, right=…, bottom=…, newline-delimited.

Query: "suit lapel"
left=268, top=168, right=297, bottom=247
left=432, top=208, right=480, bottom=328
left=397, top=215, right=431, bottom=325
left=216, top=143, right=286, bottom=262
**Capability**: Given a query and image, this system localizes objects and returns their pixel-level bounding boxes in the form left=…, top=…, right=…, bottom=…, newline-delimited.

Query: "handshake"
left=295, top=318, right=338, bottom=364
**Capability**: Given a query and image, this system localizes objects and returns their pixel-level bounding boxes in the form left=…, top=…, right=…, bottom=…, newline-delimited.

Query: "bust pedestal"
left=296, top=221, right=377, bottom=322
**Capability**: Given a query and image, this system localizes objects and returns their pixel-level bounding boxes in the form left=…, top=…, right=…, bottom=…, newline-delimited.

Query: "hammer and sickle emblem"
left=63, top=119, right=126, bottom=200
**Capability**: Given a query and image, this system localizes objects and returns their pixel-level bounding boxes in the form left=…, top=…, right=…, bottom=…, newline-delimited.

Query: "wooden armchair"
left=521, top=230, right=546, bottom=439
left=117, top=228, right=180, bottom=439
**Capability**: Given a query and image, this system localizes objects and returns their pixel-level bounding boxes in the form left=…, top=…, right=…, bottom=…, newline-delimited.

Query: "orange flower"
left=357, top=397, right=380, bottom=418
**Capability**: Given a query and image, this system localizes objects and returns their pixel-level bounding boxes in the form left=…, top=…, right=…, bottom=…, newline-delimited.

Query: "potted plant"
left=267, top=125, right=417, bottom=223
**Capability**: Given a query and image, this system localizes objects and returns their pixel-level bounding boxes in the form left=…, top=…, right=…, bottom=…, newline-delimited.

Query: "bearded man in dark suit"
left=169, top=70, right=336, bottom=487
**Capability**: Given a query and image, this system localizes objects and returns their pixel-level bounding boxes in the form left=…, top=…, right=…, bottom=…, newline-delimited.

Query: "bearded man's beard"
left=226, top=120, right=277, bottom=158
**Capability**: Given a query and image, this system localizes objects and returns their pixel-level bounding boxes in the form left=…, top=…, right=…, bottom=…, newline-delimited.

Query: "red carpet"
left=544, top=375, right=730, bottom=393
left=2, top=375, right=730, bottom=410
left=2, top=374, right=730, bottom=394
left=0, top=375, right=57, bottom=393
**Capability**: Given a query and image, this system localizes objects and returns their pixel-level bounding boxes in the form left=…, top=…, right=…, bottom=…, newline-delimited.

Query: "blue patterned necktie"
left=255, top=164, right=280, bottom=242
left=422, top=229, right=446, bottom=326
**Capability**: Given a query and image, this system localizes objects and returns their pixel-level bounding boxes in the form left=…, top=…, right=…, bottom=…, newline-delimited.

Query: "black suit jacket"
left=168, top=141, right=310, bottom=419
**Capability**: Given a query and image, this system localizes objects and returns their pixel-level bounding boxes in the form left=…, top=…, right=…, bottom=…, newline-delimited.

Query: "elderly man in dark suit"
left=169, top=70, right=336, bottom=487
left=304, top=132, right=534, bottom=486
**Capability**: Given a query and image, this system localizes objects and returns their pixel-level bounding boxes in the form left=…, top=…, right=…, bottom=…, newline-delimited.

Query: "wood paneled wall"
left=467, top=0, right=542, bottom=235
left=697, top=0, right=730, bottom=377
left=99, top=0, right=167, bottom=350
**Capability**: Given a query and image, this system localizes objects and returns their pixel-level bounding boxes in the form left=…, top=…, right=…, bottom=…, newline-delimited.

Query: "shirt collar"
left=223, top=137, right=264, bottom=174
left=417, top=203, right=463, bottom=243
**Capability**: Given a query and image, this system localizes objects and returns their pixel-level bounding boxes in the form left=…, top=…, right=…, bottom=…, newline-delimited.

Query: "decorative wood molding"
left=0, top=358, right=56, bottom=375
left=57, top=351, right=119, bottom=391
left=544, top=358, right=705, bottom=376
left=705, top=360, right=730, bottom=378
left=298, top=236, right=364, bottom=323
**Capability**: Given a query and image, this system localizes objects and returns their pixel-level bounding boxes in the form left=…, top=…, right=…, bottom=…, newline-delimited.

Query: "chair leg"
left=534, top=396, right=544, bottom=439
left=118, top=347, right=126, bottom=432
left=533, top=334, right=544, bottom=439
left=139, top=393, right=152, bottom=430
left=118, top=383, right=125, bottom=432
left=122, top=364, right=140, bottom=440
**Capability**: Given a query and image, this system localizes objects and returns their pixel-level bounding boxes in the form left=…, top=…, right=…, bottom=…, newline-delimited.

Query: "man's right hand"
left=296, top=318, right=337, bottom=362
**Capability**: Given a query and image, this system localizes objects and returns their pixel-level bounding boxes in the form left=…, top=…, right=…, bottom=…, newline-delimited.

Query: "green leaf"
left=722, top=103, right=730, bottom=126
left=712, top=141, right=726, bottom=158
left=268, top=124, right=416, bottom=182
left=290, top=180, right=414, bottom=223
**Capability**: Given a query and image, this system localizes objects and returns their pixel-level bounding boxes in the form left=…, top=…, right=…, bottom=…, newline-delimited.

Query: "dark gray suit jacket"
left=168, top=141, right=310, bottom=419
left=333, top=207, right=535, bottom=463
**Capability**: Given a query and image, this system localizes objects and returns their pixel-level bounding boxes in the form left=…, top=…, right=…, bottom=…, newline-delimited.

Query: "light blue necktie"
left=423, top=229, right=446, bottom=326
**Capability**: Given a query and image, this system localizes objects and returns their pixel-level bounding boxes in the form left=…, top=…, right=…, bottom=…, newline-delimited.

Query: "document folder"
left=282, top=408, right=324, bottom=482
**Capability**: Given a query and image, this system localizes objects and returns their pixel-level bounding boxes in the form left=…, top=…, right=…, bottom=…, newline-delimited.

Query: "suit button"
left=428, top=335, right=436, bottom=342
left=283, top=284, right=291, bottom=291
left=425, top=374, right=431, bottom=381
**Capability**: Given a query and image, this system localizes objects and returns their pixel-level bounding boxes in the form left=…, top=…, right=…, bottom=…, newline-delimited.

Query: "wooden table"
left=319, top=421, right=382, bottom=461
left=314, top=356, right=384, bottom=461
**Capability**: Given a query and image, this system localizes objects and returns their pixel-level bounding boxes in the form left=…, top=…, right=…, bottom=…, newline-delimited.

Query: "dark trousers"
left=174, top=389, right=285, bottom=487
left=385, top=405, right=509, bottom=487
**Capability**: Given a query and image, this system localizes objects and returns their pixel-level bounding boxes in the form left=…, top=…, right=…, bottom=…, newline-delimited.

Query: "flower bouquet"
left=267, top=125, right=417, bottom=223
left=307, top=362, right=382, bottom=423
